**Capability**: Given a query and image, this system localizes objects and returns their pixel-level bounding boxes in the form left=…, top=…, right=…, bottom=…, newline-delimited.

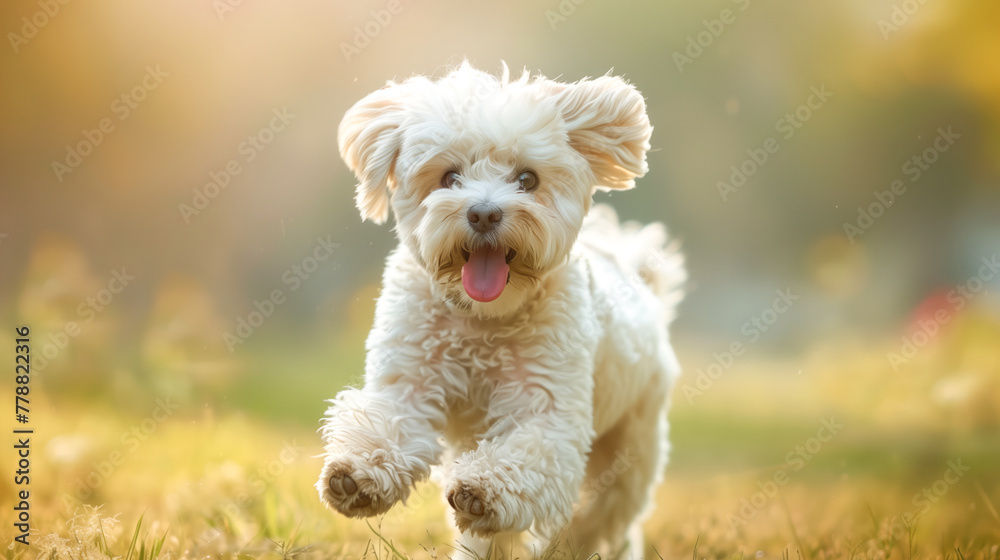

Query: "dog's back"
left=559, top=205, right=685, bottom=556
left=577, top=203, right=686, bottom=320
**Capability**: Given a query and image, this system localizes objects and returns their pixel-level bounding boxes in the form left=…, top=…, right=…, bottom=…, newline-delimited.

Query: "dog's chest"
left=425, top=316, right=527, bottom=382
left=420, top=320, right=524, bottom=441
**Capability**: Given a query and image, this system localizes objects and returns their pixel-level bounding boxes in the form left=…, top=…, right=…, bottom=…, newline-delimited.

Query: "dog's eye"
left=441, top=171, right=460, bottom=189
left=516, top=171, right=538, bottom=193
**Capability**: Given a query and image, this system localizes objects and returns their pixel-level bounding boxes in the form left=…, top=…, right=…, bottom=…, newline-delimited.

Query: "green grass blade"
left=366, top=520, right=409, bottom=560
left=125, top=514, right=144, bottom=560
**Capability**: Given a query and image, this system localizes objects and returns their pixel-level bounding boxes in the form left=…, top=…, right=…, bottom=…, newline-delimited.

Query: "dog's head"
left=338, top=62, right=652, bottom=317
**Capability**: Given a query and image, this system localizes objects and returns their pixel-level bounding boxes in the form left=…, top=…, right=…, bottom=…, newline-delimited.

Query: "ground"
left=3, top=314, right=999, bottom=560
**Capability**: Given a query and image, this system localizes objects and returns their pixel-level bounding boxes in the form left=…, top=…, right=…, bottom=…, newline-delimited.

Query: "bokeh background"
left=2, top=0, right=999, bottom=558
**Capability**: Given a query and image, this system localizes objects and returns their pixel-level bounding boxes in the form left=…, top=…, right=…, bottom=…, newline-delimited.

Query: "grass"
left=5, top=394, right=998, bottom=559
left=3, top=314, right=1000, bottom=559
left=15, top=509, right=166, bottom=560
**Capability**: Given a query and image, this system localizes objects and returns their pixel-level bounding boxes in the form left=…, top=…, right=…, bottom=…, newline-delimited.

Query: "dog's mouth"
left=459, top=247, right=517, bottom=264
left=459, top=246, right=516, bottom=303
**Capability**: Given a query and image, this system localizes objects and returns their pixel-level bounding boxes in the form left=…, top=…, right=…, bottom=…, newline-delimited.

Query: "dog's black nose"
left=467, top=204, right=502, bottom=233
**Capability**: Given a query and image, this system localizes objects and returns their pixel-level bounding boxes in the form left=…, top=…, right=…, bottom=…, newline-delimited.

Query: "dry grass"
left=4, top=407, right=1000, bottom=560
left=3, top=313, right=999, bottom=559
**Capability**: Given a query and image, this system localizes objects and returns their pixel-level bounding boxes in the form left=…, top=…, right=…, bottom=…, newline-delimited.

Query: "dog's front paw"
left=446, top=477, right=532, bottom=536
left=318, top=456, right=406, bottom=518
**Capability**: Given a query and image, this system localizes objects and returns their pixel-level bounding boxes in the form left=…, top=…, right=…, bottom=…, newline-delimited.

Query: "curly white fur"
left=318, top=62, right=685, bottom=558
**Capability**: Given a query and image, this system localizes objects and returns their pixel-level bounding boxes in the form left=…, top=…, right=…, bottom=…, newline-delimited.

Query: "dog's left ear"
left=556, top=76, right=652, bottom=191
left=338, top=82, right=410, bottom=224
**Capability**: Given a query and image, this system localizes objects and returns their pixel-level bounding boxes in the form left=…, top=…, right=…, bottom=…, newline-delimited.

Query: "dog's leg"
left=445, top=374, right=595, bottom=543
left=317, top=380, right=445, bottom=518
left=566, top=374, right=671, bottom=559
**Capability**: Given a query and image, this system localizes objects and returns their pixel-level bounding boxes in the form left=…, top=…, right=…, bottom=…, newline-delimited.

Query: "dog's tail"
left=581, top=204, right=687, bottom=323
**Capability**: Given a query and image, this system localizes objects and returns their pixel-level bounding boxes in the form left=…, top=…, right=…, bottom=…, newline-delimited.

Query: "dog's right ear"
left=338, top=83, right=409, bottom=224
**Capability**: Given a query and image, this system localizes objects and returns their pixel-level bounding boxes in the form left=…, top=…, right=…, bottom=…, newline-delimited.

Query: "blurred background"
left=1, top=0, right=999, bottom=557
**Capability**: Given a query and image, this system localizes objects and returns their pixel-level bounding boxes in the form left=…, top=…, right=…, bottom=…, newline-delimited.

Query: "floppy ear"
left=556, top=76, right=652, bottom=191
left=338, top=83, right=409, bottom=224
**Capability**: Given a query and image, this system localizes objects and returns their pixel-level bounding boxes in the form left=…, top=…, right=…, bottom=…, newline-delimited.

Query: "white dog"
left=317, top=62, right=685, bottom=558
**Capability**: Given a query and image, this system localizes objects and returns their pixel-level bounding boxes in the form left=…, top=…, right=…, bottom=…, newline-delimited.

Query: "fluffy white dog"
left=317, top=62, right=685, bottom=558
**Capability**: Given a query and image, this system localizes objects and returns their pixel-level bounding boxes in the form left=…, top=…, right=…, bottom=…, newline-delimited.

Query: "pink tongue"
left=461, top=246, right=509, bottom=302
